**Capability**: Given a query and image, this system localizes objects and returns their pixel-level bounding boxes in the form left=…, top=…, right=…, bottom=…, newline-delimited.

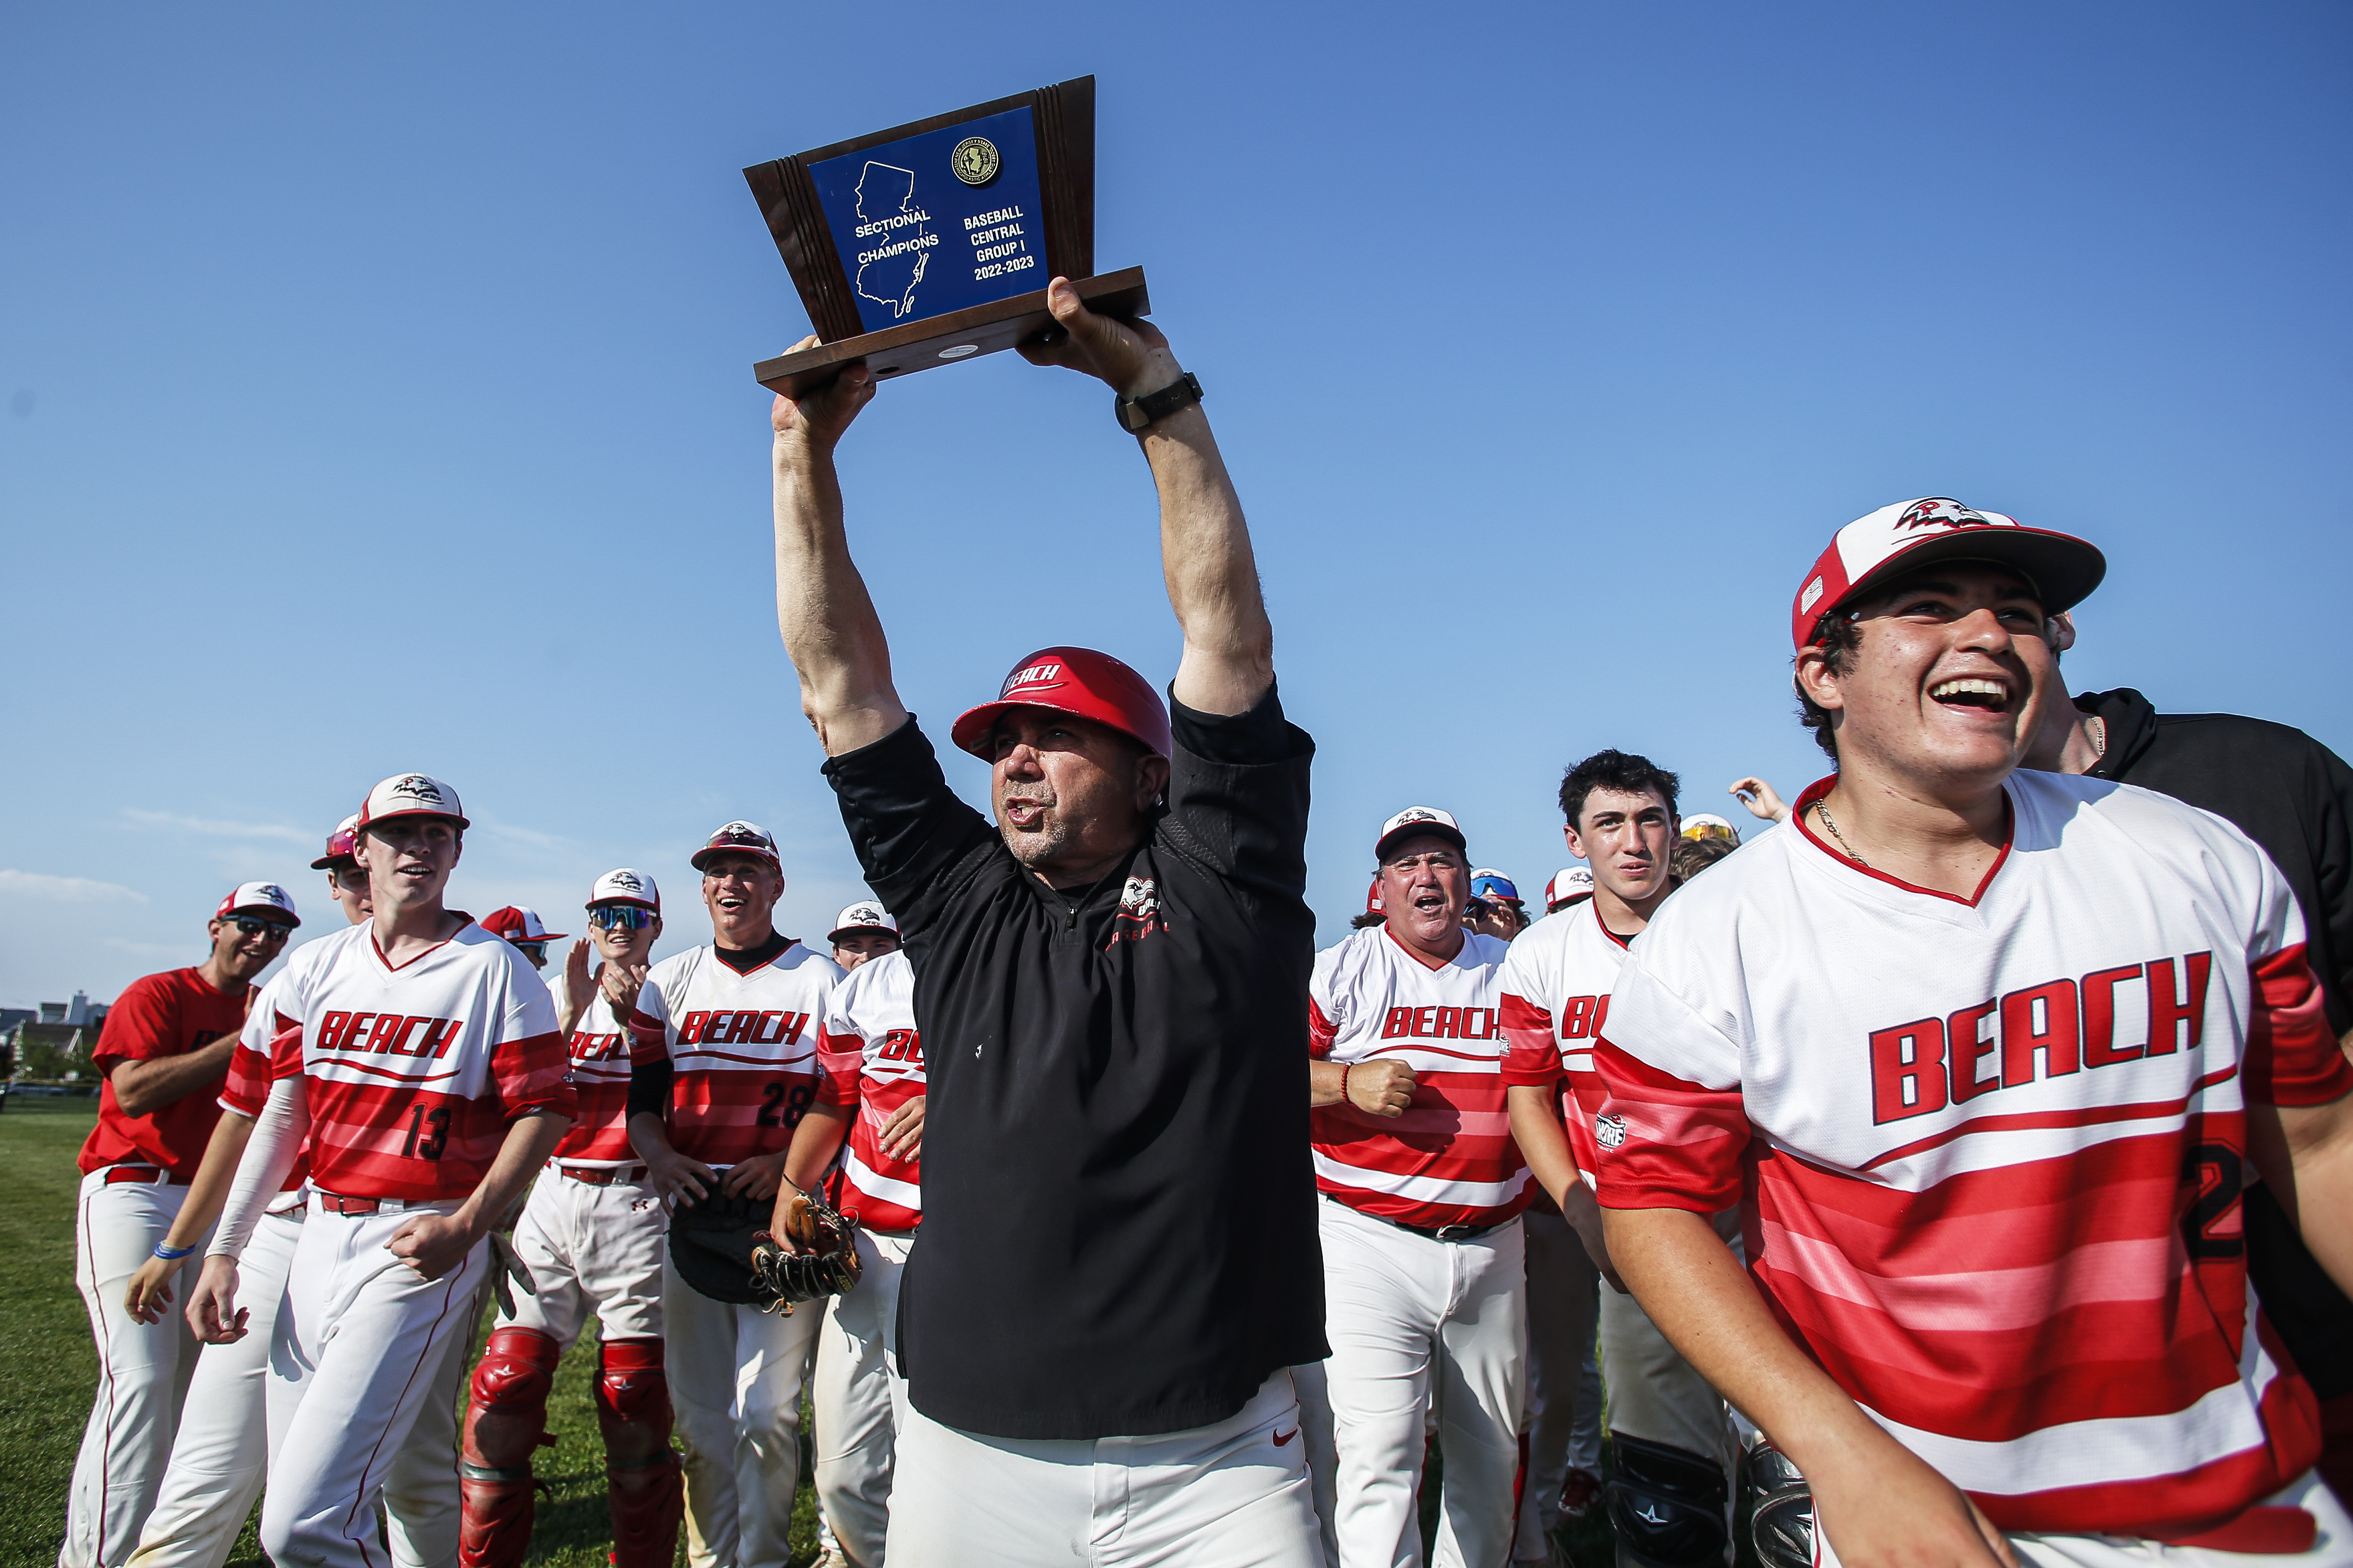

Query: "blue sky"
left=4, top=3, right=2347, bottom=1006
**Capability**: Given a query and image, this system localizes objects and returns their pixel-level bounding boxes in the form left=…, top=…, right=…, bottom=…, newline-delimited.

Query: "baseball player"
left=480, top=906, right=566, bottom=971
left=63, top=881, right=299, bottom=1568
left=827, top=902, right=900, bottom=971
left=458, top=869, right=680, bottom=1568
left=770, top=279, right=1327, bottom=1567
left=118, top=819, right=387, bottom=1568
left=1500, top=751, right=1745, bottom=1568
left=183, top=773, right=575, bottom=1568
left=624, top=822, right=841, bottom=1568
left=770, top=936, right=924, bottom=1566
left=1544, top=868, right=1594, bottom=914
left=1597, top=499, right=2353, bottom=1568
left=1677, top=813, right=1738, bottom=846
left=1295, top=806, right=1530, bottom=1568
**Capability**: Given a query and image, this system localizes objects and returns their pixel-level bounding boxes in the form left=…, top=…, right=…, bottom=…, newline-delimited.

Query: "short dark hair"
left=1671, top=836, right=1736, bottom=882
left=1794, top=614, right=1863, bottom=761
left=1559, top=750, right=1680, bottom=829
left=1349, top=909, right=1387, bottom=930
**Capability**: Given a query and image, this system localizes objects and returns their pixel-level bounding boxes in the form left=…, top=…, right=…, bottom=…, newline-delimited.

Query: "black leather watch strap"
left=1114, top=371, right=1203, bottom=433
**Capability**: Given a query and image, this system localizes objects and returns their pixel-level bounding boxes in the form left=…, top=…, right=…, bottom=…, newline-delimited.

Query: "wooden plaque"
left=743, top=75, right=1148, bottom=397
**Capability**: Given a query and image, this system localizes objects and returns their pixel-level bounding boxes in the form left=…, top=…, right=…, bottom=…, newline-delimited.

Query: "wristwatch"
left=1114, top=371, right=1203, bottom=433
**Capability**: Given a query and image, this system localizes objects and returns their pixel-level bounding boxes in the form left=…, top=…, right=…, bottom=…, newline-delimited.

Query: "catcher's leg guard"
left=596, top=1338, right=683, bottom=1568
left=459, top=1326, right=561, bottom=1568
left=1606, top=1433, right=1731, bottom=1568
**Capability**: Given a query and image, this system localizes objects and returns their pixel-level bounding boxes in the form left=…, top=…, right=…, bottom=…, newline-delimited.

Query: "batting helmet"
left=950, top=646, right=1172, bottom=761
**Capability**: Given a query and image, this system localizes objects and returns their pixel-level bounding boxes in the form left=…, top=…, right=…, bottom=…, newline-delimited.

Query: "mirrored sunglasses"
left=589, top=904, right=656, bottom=931
left=230, top=915, right=294, bottom=940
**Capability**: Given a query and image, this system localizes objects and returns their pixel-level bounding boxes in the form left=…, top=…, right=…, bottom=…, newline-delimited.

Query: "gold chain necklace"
left=1814, top=799, right=1868, bottom=868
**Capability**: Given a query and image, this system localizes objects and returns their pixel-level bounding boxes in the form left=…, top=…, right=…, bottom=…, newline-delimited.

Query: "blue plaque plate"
left=807, top=106, right=1049, bottom=336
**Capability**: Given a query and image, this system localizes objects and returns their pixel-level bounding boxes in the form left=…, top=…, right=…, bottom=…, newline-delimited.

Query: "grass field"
left=3, top=1097, right=1630, bottom=1567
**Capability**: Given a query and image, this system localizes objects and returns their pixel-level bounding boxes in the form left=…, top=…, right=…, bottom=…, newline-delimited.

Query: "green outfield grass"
left=3, top=1096, right=1637, bottom=1568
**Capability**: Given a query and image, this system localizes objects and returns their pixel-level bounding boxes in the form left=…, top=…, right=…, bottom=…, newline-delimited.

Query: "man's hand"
left=1346, top=1059, right=1418, bottom=1118
left=1808, top=1431, right=2018, bottom=1568
left=878, top=1096, right=925, bottom=1160
left=645, top=1145, right=718, bottom=1209
left=186, top=1256, right=247, bottom=1344
left=561, top=940, right=595, bottom=1033
left=720, top=1151, right=789, bottom=1202
left=1730, top=777, right=1791, bottom=825
left=600, top=958, right=651, bottom=1022
left=772, top=340, right=878, bottom=455
left=1015, top=278, right=1182, bottom=398
left=125, top=1255, right=182, bottom=1324
left=387, top=1211, right=482, bottom=1282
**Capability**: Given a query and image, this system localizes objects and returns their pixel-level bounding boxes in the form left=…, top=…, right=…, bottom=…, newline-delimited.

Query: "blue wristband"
left=152, top=1241, right=197, bottom=1261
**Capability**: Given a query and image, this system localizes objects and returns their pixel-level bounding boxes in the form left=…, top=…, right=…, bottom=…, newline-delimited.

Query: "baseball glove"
left=747, top=1192, right=862, bottom=1316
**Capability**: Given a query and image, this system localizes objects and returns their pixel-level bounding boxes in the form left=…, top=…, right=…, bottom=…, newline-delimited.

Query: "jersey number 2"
left=403, top=1104, right=451, bottom=1161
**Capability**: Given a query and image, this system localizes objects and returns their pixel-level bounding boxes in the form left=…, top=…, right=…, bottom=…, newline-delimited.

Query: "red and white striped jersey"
left=815, top=950, right=925, bottom=1232
left=268, top=918, right=575, bottom=1202
left=1499, top=897, right=1634, bottom=1182
left=1309, top=925, right=1530, bottom=1230
left=1595, top=771, right=2353, bottom=1541
left=631, top=940, right=841, bottom=1168
left=549, top=976, right=646, bottom=1165
left=220, top=964, right=312, bottom=1192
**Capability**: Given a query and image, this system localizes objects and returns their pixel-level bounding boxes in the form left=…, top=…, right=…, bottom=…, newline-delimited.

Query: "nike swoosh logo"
left=1272, top=1427, right=1298, bottom=1446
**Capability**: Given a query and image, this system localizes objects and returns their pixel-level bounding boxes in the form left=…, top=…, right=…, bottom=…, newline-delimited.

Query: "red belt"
left=557, top=1163, right=648, bottom=1186
left=316, top=1191, right=392, bottom=1216
left=104, top=1165, right=189, bottom=1186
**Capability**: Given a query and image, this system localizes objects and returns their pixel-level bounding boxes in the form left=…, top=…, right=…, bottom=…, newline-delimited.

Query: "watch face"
left=950, top=136, right=1000, bottom=187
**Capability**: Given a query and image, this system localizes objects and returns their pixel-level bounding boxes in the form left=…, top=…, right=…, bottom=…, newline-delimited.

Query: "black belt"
left=1339, top=1198, right=1506, bottom=1243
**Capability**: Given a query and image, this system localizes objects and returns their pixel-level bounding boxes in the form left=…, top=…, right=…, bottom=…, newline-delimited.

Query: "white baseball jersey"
left=1498, top=898, right=1636, bottom=1180
left=1595, top=771, right=2353, bottom=1541
left=1308, top=926, right=1529, bottom=1229
left=815, top=949, right=925, bottom=1232
left=631, top=941, right=842, bottom=1165
left=266, top=920, right=574, bottom=1199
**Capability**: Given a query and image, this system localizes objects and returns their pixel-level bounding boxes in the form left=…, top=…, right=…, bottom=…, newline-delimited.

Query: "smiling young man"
left=768, top=281, right=1324, bottom=1566
left=460, top=868, right=680, bottom=1568
left=1296, top=806, right=1530, bottom=1568
left=63, top=882, right=299, bottom=1568
left=1500, top=751, right=1748, bottom=1568
left=184, top=773, right=575, bottom=1568
left=624, top=823, right=841, bottom=1568
left=1593, top=498, right=2353, bottom=1568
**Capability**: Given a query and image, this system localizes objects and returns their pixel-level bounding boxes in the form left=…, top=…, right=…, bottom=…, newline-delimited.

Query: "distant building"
left=5, top=992, right=111, bottom=1080
left=39, top=991, right=106, bottom=1028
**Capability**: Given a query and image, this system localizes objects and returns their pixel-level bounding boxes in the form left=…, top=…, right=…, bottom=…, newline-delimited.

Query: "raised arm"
left=772, top=351, right=908, bottom=756
left=1020, top=281, right=1272, bottom=716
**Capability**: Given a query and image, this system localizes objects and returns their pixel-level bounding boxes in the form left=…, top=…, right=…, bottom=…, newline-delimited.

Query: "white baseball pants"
left=664, top=1251, right=820, bottom=1568
left=499, top=1168, right=667, bottom=1343
left=64, top=1172, right=200, bottom=1568
left=812, top=1227, right=917, bottom=1567
left=258, top=1195, right=485, bottom=1568
left=1515, top=1207, right=1600, bottom=1562
left=124, top=1202, right=304, bottom=1568
left=1298, top=1199, right=1528, bottom=1568
left=884, top=1367, right=1324, bottom=1567
left=1814, top=1469, right=2353, bottom=1568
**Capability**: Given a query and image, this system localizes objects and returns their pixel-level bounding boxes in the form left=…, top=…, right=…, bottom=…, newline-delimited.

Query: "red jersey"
left=815, top=950, right=924, bottom=1232
left=1307, top=925, right=1530, bottom=1230
left=269, top=917, right=575, bottom=1201
left=79, top=966, right=251, bottom=1178
left=1498, top=898, right=1636, bottom=1180
left=631, top=940, right=841, bottom=1167
left=218, top=963, right=314, bottom=1192
left=549, top=975, right=645, bottom=1165
left=1595, top=772, right=2353, bottom=1540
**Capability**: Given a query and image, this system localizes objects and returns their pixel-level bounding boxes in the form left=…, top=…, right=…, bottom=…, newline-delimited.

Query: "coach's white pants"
left=884, top=1366, right=1323, bottom=1567
left=1814, top=1470, right=2353, bottom=1568
left=1516, top=1206, right=1600, bottom=1561
left=259, top=1196, right=484, bottom=1568
left=813, top=1228, right=916, bottom=1567
left=125, top=1203, right=305, bottom=1568
left=1299, top=1199, right=1527, bottom=1568
left=499, top=1168, right=666, bottom=1343
left=665, top=1251, right=820, bottom=1568
left=64, top=1173, right=200, bottom=1568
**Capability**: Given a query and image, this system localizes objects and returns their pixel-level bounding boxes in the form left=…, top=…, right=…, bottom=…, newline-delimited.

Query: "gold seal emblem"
left=950, top=136, right=1000, bottom=187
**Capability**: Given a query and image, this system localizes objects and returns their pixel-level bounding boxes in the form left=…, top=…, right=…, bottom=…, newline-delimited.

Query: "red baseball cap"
left=482, top=906, right=567, bottom=945
left=1364, top=878, right=1384, bottom=915
left=357, top=773, right=469, bottom=832
left=1791, top=497, right=2105, bottom=651
left=950, top=646, right=1173, bottom=761
left=310, top=813, right=362, bottom=871
left=691, top=821, right=782, bottom=875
